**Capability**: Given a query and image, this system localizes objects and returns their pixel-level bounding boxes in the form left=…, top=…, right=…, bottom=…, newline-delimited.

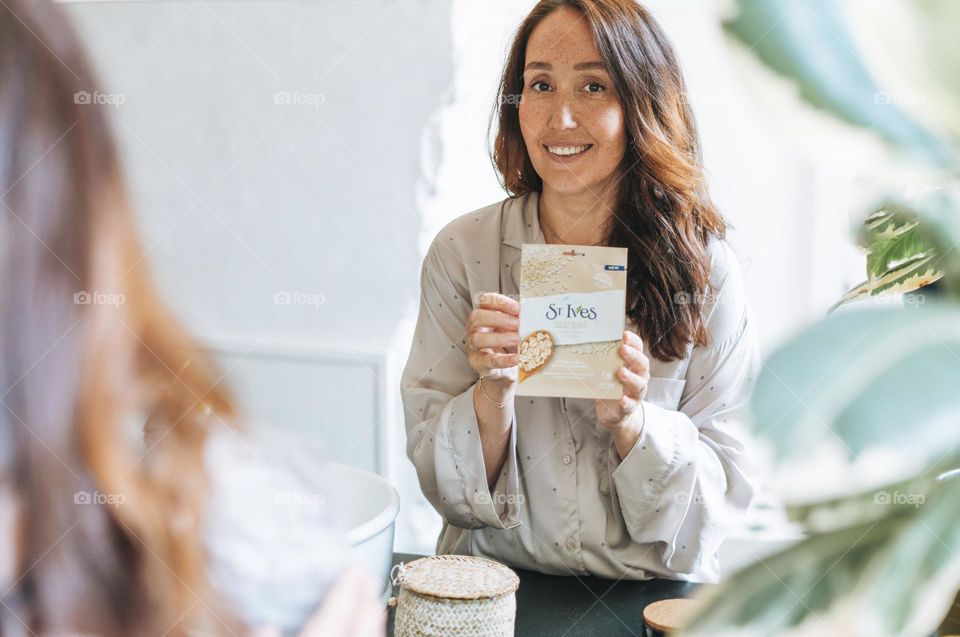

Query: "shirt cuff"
left=435, top=383, right=522, bottom=530
left=610, top=400, right=696, bottom=525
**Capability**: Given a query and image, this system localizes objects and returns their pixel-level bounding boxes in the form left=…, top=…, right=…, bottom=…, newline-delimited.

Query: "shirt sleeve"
left=401, top=240, right=521, bottom=531
left=609, top=245, right=762, bottom=580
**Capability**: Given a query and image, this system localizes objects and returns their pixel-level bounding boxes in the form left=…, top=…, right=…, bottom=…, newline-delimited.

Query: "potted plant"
left=679, top=2, right=960, bottom=634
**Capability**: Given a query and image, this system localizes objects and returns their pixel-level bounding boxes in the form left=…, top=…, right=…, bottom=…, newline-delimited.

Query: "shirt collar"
left=502, top=191, right=543, bottom=250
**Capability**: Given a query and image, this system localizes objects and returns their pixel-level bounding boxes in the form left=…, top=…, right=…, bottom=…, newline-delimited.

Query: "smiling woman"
left=402, top=0, right=762, bottom=584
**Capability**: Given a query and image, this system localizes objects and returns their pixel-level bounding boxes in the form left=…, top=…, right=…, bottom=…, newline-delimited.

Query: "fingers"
left=619, top=332, right=649, bottom=377
left=468, top=309, right=519, bottom=333
left=623, top=330, right=643, bottom=349
left=472, top=350, right=520, bottom=374
left=354, top=602, right=387, bottom=637
left=298, top=568, right=383, bottom=637
left=618, top=366, right=648, bottom=401
left=478, top=292, right=520, bottom=317
left=487, top=351, right=520, bottom=369
left=618, top=393, right=641, bottom=415
left=470, top=330, right=519, bottom=351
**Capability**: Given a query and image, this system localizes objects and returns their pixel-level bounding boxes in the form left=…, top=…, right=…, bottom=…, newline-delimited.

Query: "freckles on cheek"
left=518, top=103, right=538, bottom=142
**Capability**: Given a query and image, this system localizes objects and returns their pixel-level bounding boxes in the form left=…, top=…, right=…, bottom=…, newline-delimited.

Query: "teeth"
left=547, top=145, right=590, bottom=156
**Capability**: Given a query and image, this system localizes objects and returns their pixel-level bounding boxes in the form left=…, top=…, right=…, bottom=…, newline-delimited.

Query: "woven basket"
left=390, top=555, right=519, bottom=637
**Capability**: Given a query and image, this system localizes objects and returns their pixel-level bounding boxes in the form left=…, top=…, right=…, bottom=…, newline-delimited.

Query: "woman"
left=402, top=0, right=761, bottom=583
left=0, top=0, right=383, bottom=634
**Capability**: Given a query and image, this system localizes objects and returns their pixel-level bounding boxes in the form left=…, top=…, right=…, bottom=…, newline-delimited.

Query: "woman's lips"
left=543, top=143, right=593, bottom=163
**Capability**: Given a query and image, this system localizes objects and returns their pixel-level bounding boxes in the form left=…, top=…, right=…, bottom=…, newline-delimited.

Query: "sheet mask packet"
left=517, top=244, right=628, bottom=399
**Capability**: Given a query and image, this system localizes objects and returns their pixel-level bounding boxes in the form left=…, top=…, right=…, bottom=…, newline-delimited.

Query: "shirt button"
left=565, top=538, right=578, bottom=551
left=562, top=455, right=572, bottom=465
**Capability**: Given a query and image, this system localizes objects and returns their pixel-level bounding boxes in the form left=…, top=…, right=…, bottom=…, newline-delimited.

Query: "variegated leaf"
left=681, top=473, right=960, bottom=637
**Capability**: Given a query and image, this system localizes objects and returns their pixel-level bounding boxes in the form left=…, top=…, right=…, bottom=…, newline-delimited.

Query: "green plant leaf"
left=905, top=184, right=960, bottom=297
left=784, top=454, right=960, bottom=532
left=723, top=0, right=956, bottom=168
left=680, top=513, right=914, bottom=636
left=681, top=473, right=960, bottom=637
left=862, top=204, right=935, bottom=279
left=833, top=182, right=960, bottom=310
left=753, top=302, right=960, bottom=465
left=831, top=253, right=942, bottom=310
left=868, top=473, right=960, bottom=635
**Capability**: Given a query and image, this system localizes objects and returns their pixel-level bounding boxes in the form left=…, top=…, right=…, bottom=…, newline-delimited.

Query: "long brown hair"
left=0, top=1, right=236, bottom=634
left=492, top=0, right=726, bottom=361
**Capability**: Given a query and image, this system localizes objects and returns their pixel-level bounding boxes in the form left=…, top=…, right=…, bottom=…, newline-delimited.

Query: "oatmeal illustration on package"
left=517, top=244, right=628, bottom=399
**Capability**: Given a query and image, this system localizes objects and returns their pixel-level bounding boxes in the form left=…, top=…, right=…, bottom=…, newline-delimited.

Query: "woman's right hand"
left=255, top=568, right=385, bottom=637
left=466, top=292, right=520, bottom=383
left=299, top=568, right=384, bottom=637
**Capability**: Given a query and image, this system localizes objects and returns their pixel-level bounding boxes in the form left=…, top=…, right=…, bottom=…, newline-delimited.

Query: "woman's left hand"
left=596, top=331, right=650, bottom=439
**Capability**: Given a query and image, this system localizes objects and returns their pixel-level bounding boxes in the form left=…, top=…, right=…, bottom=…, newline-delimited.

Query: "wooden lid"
left=643, top=598, right=699, bottom=631
left=397, top=555, right=520, bottom=600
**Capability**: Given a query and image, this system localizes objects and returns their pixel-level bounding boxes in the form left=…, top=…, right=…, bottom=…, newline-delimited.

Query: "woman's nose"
left=550, top=98, right=578, bottom=130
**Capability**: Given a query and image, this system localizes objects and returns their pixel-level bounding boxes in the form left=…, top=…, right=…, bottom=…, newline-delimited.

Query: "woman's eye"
left=530, top=81, right=551, bottom=92
left=584, top=82, right=604, bottom=93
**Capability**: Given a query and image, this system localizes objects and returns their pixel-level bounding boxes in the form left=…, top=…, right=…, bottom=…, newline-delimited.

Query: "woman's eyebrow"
left=523, top=60, right=606, bottom=71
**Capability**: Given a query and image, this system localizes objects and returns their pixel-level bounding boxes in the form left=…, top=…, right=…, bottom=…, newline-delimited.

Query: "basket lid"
left=394, top=555, right=520, bottom=600
left=643, top=598, right=699, bottom=631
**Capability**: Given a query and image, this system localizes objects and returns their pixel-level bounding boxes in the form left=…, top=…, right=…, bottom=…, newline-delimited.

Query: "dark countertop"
left=387, top=553, right=700, bottom=636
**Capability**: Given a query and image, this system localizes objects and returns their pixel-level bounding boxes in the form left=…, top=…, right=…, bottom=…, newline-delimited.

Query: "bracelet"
left=477, top=375, right=512, bottom=409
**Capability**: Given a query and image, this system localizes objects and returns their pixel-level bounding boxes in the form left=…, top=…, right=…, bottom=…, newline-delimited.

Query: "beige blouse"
left=401, top=192, right=761, bottom=582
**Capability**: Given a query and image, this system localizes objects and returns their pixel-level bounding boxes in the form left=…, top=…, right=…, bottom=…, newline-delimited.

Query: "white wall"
left=63, top=0, right=454, bottom=552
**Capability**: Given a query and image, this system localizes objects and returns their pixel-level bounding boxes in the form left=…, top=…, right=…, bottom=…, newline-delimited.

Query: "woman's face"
left=519, top=6, right=627, bottom=200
